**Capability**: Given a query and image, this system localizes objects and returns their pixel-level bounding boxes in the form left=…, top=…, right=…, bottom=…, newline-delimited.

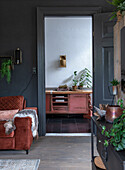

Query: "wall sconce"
left=14, top=48, right=22, bottom=65
left=60, top=55, right=66, bottom=67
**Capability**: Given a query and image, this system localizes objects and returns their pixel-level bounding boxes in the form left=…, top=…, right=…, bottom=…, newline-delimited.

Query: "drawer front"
left=53, top=106, right=68, bottom=111
left=69, top=94, right=88, bottom=113
left=97, top=130, right=123, bottom=170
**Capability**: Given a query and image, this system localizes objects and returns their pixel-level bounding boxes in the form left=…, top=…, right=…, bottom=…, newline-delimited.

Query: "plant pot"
left=105, top=105, right=123, bottom=123
left=112, top=86, right=118, bottom=95
left=72, top=86, right=77, bottom=91
left=117, top=10, right=122, bottom=22
left=78, top=85, right=83, bottom=90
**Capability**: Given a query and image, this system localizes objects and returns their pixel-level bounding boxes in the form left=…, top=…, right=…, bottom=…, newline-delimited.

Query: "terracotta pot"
left=72, top=86, right=77, bottom=91
left=105, top=105, right=123, bottom=123
left=117, top=10, right=122, bottom=22
left=78, top=85, right=83, bottom=90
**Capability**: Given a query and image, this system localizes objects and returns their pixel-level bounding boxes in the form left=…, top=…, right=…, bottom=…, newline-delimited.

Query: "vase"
left=78, top=85, right=83, bottom=90
left=112, top=86, right=118, bottom=95
left=105, top=105, right=123, bottom=123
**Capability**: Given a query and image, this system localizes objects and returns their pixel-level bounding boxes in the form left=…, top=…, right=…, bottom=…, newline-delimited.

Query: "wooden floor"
left=46, top=115, right=91, bottom=133
left=0, top=136, right=92, bottom=170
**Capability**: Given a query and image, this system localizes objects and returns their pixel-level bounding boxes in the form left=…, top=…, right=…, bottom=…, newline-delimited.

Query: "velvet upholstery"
left=0, top=96, right=25, bottom=111
left=0, top=96, right=36, bottom=152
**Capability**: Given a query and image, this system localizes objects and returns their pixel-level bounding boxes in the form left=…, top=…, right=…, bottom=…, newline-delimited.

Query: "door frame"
left=37, top=6, right=101, bottom=136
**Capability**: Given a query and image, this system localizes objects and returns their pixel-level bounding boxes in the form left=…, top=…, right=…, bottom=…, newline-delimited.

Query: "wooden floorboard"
left=0, top=136, right=92, bottom=170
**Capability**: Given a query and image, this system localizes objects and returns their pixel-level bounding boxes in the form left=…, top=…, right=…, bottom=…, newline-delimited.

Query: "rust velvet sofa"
left=0, top=95, right=37, bottom=154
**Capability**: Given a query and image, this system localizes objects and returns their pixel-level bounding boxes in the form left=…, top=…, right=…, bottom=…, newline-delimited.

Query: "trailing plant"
left=107, top=0, right=124, bottom=20
left=0, top=59, right=12, bottom=83
left=72, top=71, right=78, bottom=86
left=100, top=99, right=125, bottom=151
left=110, top=78, right=120, bottom=86
left=79, top=68, right=92, bottom=88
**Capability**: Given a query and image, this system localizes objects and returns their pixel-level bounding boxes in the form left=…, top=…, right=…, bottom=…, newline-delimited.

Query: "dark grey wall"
left=0, top=0, right=113, bottom=106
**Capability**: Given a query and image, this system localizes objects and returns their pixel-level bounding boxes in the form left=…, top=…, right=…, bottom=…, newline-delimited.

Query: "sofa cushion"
left=0, top=109, right=19, bottom=120
left=0, top=96, right=25, bottom=110
left=0, top=121, right=14, bottom=138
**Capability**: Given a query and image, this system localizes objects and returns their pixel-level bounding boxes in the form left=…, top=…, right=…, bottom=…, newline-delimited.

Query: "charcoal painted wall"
left=0, top=0, right=113, bottom=106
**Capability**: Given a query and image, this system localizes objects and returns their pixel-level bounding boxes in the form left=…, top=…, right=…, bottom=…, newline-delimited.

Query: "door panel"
left=94, top=13, right=116, bottom=107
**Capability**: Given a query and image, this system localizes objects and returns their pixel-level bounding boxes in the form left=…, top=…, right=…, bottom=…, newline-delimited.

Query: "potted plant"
left=100, top=99, right=125, bottom=151
left=107, top=0, right=124, bottom=21
left=72, top=71, right=78, bottom=91
left=110, top=78, right=120, bottom=95
left=0, top=59, right=12, bottom=83
left=78, top=68, right=92, bottom=89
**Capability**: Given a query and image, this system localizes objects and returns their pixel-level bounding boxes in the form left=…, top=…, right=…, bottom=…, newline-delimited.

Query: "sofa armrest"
left=25, top=107, right=38, bottom=114
left=14, top=117, right=33, bottom=150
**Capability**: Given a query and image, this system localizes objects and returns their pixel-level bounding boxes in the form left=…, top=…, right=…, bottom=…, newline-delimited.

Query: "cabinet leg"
left=26, top=150, right=28, bottom=154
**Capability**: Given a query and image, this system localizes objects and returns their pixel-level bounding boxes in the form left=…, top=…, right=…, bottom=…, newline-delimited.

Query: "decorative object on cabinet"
left=60, top=55, right=66, bottom=67
left=57, top=84, right=69, bottom=91
left=94, top=106, right=106, bottom=118
left=94, top=156, right=106, bottom=170
left=72, top=71, right=78, bottom=91
left=0, top=59, right=12, bottom=83
left=14, top=48, right=22, bottom=64
left=105, top=105, right=123, bottom=123
left=110, top=78, right=120, bottom=95
left=78, top=68, right=92, bottom=89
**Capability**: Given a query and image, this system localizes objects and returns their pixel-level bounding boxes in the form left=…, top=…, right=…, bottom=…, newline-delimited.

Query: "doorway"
left=37, top=7, right=101, bottom=136
left=45, top=16, right=92, bottom=134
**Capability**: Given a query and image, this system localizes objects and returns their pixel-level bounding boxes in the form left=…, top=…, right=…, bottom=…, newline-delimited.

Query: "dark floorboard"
left=46, top=115, right=91, bottom=133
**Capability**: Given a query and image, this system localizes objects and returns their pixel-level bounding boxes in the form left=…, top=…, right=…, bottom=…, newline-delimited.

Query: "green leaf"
left=102, top=126, right=106, bottom=130
left=104, top=140, right=109, bottom=147
left=118, top=143, right=123, bottom=150
left=105, top=131, right=110, bottom=137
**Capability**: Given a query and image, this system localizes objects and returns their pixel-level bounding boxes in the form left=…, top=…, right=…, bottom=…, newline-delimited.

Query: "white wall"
left=45, top=17, right=92, bottom=88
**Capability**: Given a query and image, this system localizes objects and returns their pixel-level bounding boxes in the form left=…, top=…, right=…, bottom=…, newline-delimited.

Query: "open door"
left=94, top=13, right=116, bottom=107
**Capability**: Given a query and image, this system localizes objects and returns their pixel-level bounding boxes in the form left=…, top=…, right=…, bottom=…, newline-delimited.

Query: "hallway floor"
left=0, top=136, right=92, bottom=170
left=46, top=115, right=91, bottom=133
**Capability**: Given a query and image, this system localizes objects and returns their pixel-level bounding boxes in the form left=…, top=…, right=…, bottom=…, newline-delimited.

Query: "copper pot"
left=105, top=105, right=123, bottom=123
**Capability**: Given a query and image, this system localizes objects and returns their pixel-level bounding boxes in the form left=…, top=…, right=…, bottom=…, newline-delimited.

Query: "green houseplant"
left=110, top=78, right=120, bottom=86
left=72, top=71, right=78, bottom=91
left=107, top=0, right=124, bottom=20
left=0, top=59, right=12, bottom=83
left=100, top=99, right=125, bottom=151
left=110, top=78, right=120, bottom=95
left=78, top=68, right=92, bottom=89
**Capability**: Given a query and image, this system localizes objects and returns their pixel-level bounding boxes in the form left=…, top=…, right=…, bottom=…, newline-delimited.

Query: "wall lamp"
left=60, top=55, right=66, bottom=67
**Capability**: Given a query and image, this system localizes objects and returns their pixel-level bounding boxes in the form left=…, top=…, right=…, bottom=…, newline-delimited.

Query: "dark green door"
left=94, top=13, right=116, bottom=107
